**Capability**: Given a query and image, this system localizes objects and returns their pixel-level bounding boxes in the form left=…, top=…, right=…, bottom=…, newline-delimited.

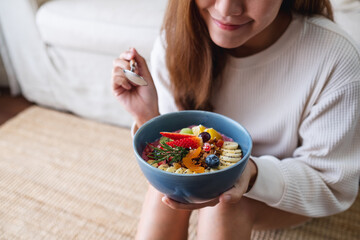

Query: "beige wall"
left=0, top=56, right=9, bottom=86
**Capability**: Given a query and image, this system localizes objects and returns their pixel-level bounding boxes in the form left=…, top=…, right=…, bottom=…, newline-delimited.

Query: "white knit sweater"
left=149, top=14, right=360, bottom=217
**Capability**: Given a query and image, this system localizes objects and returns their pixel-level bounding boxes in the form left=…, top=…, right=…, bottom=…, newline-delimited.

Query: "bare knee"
left=196, top=197, right=310, bottom=239
left=197, top=198, right=256, bottom=240
left=136, top=186, right=192, bottom=240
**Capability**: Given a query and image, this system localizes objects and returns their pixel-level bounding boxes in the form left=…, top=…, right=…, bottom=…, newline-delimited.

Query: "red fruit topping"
left=158, top=160, right=167, bottom=166
left=203, top=142, right=211, bottom=152
left=160, top=132, right=194, bottom=140
left=166, top=136, right=203, bottom=149
left=215, top=139, right=224, bottom=147
left=144, top=145, right=153, bottom=154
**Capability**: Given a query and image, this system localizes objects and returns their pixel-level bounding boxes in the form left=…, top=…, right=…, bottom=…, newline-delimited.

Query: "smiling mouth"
left=212, top=18, right=251, bottom=31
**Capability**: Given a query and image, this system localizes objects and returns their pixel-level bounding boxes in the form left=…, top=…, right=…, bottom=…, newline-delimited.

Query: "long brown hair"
left=162, top=0, right=333, bottom=111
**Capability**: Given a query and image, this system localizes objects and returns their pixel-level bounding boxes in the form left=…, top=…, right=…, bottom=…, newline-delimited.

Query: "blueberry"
left=198, top=132, right=211, bottom=142
left=205, top=154, right=220, bottom=168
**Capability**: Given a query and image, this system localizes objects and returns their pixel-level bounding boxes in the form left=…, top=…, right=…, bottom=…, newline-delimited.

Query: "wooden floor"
left=0, top=87, right=34, bottom=126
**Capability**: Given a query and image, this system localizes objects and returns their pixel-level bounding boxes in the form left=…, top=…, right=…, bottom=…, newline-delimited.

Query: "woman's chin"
left=211, top=36, right=246, bottom=50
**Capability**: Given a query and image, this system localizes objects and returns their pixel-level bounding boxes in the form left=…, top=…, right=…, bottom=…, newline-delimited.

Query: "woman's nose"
left=214, top=0, right=243, bottom=17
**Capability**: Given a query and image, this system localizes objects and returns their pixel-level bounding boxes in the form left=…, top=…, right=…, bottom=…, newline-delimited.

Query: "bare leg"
left=197, top=197, right=310, bottom=240
left=135, top=185, right=192, bottom=240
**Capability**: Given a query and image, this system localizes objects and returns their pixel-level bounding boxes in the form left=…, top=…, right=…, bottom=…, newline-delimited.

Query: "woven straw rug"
left=0, top=106, right=359, bottom=240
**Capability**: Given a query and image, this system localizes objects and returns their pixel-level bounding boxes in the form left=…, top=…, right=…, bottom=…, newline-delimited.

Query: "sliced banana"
left=222, top=152, right=242, bottom=158
left=175, top=167, right=186, bottom=174
left=218, top=163, right=235, bottom=169
left=166, top=167, right=177, bottom=173
left=220, top=159, right=237, bottom=165
left=147, top=160, right=159, bottom=167
left=220, top=155, right=241, bottom=163
left=158, top=164, right=169, bottom=171
left=222, top=141, right=239, bottom=150
left=222, top=149, right=242, bottom=154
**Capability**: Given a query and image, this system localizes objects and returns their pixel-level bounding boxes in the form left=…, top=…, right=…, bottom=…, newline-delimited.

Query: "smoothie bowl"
left=133, top=111, right=252, bottom=203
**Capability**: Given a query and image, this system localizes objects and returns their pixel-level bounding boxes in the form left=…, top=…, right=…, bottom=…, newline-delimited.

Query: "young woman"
left=112, top=0, right=360, bottom=239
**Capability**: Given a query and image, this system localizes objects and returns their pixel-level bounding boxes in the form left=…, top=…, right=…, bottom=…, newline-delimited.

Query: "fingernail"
left=162, top=197, right=171, bottom=205
left=223, top=195, right=231, bottom=202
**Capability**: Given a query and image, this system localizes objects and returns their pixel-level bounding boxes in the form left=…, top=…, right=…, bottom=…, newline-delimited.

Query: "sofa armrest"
left=0, top=0, right=55, bottom=95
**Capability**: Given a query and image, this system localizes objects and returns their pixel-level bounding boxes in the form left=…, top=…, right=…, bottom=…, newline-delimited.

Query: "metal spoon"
left=123, top=59, right=148, bottom=86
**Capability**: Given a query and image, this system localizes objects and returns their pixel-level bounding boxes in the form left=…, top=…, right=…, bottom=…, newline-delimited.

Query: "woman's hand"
left=112, top=48, right=160, bottom=127
left=218, top=159, right=257, bottom=204
left=162, top=159, right=258, bottom=210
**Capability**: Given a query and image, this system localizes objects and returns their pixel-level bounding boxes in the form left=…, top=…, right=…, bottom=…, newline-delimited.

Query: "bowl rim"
left=133, top=110, right=253, bottom=176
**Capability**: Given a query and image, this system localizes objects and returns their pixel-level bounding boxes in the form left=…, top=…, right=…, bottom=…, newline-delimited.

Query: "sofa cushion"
left=36, top=0, right=167, bottom=59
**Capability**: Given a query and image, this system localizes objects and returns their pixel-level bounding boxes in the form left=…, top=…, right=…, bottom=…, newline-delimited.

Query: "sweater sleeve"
left=244, top=79, right=360, bottom=217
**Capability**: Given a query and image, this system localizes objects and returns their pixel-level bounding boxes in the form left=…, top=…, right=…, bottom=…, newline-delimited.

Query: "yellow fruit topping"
left=192, top=125, right=206, bottom=137
left=204, top=128, right=223, bottom=141
left=173, top=162, right=182, bottom=169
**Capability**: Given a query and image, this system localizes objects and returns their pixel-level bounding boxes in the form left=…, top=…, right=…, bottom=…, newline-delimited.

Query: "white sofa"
left=0, top=0, right=359, bottom=127
left=0, top=0, right=167, bottom=127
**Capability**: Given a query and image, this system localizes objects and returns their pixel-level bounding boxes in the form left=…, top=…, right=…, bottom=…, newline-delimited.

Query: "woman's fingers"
left=162, top=196, right=219, bottom=210
left=119, top=49, right=136, bottom=61
left=219, top=183, right=247, bottom=204
left=112, top=63, right=133, bottom=90
left=113, top=58, right=130, bottom=72
left=112, top=80, right=129, bottom=96
left=219, top=162, right=253, bottom=204
left=131, top=48, right=146, bottom=69
left=112, top=59, right=134, bottom=92
left=112, top=65, right=123, bottom=76
left=117, top=49, right=140, bottom=74
left=127, top=48, right=153, bottom=84
left=114, top=49, right=152, bottom=86
left=113, top=76, right=132, bottom=91
left=115, top=48, right=146, bottom=72
left=113, top=85, right=126, bottom=96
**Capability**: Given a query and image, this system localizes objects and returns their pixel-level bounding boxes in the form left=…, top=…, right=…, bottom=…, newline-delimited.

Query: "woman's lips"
left=212, top=18, right=251, bottom=31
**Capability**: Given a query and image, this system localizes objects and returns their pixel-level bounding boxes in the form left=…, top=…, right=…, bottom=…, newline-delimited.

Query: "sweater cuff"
left=131, top=122, right=139, bottom=138
left=243, top=155, right=285, bottom=205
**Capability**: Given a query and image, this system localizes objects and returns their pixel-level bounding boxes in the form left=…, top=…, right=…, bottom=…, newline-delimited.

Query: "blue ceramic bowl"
left=133, top=111, right=252, bottom=203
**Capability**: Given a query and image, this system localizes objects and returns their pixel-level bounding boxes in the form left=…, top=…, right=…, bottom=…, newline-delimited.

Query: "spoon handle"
left=130, top=59, right=136, bottom=72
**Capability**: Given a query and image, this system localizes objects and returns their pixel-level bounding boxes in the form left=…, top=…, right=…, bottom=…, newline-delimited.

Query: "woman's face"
left=195, top=0, right=285, bottom=50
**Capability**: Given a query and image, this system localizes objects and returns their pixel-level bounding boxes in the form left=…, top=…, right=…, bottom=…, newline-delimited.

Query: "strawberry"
left=160, top=132, right=194, bottom=140
left=166, top=136, right=203, bottom=149
left=203, top=142, right=211, bottom=152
